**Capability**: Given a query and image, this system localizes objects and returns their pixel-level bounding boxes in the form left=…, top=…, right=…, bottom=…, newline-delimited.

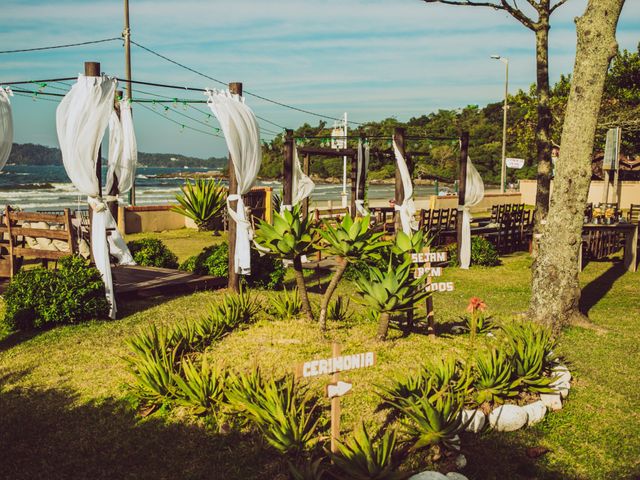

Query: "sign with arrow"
left=326, top=381, right=353, bottom=399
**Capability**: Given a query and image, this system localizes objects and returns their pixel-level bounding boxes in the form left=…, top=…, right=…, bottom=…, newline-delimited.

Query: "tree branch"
left=549, top=0, right=570, bottom=14
left=421, top=0, right=536, bottom=30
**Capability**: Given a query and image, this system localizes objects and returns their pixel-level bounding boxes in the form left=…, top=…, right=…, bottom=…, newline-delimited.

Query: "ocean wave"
left=0, top=182, right=55, bottom=190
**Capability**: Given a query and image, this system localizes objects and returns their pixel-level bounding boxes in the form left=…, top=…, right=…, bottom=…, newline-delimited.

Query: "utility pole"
left=491, top=55, right=509, bottom=193
left=227, top=82, right=242, bottom=292
left=123, top=0, right=135, bottom=205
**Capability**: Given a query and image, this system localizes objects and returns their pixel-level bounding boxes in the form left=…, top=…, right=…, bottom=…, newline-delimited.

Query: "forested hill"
left=7, top=143, right=228, bottom=169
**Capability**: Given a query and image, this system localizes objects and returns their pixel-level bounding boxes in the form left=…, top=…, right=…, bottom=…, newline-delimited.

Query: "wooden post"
left=457, top=132, right=469, bottom=262
left=107, top=90, right=123, bottom=221
left=350, top=152, right=358, bottom=216
left=393, top=127, right=407, bottom=234
left=123, top=0, right=135, bottom=205
left=425, top=249, right=435, bottom=336
left=84, top=62, right=102, bottom=197
left=302, top=153, right=310, bottom=219
left=357, top=134, right=367, bottom=214
left=283, top=129, right=294, bottom=208
left=227, top=82, right=242, bottom=292
left=330, top=342, right=341, bottom=454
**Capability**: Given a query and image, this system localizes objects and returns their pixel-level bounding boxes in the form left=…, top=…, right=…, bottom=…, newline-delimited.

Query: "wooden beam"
left=350, top=150, right=358, bottom=216
left=84, top=62, right=102, bottom=197
left=456, top=132, right=469, bottom=261
left=108, top=90, right=123, bottom=221
left=283, top=129, right=294, bottom=207
left=227, top=82, right=242, bottom=292
left=298, top=146, right=357, bottom=157
left=302, top=153, right=310, bottom=219
left=393, top=127, right=407, bottom=234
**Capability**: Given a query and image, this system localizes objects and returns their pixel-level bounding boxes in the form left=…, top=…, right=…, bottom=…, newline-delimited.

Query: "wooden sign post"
left=296, top=343, right=376, bottom=453
left=411, top=249, right=454, bottom=335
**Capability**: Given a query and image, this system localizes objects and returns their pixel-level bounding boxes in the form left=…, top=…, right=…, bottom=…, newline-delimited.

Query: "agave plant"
left=269, top=287, right=303, bottom=320
left=330, top=424, right=406, bottom=480
left=213, top=287, right=259, bottom=330
left=171, top=178, right=226, bottom=231
left=328, top=296, right=351, bottom=322
left=354, top=260, right=428, bottom=340
left=473, top=348, right=520, bottom=405
left=255, top=205, right=319, bottom=321
left=316, top=214, right=388, bottom=330
left=226, top=369, right=325, bottom=455
left=124, top=341, right=180, bottom=406
left=391, top=230, right=432, bottom=260
left=288, top=457, right=328, bottom=480
left=502, top=321, right=558, bottom=393
left=389, top=392, right=467, bottom=451
left=173, top=357, right=228, bottom=418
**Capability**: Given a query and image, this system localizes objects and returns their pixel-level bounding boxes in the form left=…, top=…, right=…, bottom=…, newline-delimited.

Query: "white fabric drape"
left=56, top=74, right=135, bottom=319
left=205, top=89, right=261, bottom=275
left=0, top=87, right=14, bottom=172
left=292, top=147, right=314, bottom=206
left=106, top=99, right=137, bottom=195
left=355, top=140, right=370, bottom=216
left=393, top=139, right=417, bottom=234
left=459, top=157, right=485, bottom=269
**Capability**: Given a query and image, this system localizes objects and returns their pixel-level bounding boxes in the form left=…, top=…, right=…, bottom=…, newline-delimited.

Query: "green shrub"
left=127, top=238, right=179, bottom=269
left=330, top=424, right=404, bottom=480
left=328, top=296, right=351, bottom=322
left=173, top=357, right=228, bottom=417
left=180, top=242, right=285, bottom=290
left=171, top=178, right=226, bottom=231
left=473, top=348, right=519, bottom=405
left=447, top=236, right=500, bottom=267
left=269, top=287, right=303, bottom=320
left=2, top=256, right=109, bottom=331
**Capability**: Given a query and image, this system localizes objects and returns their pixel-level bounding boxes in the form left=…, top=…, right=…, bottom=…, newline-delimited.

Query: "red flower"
left=466, top=297, right=487, bottom=313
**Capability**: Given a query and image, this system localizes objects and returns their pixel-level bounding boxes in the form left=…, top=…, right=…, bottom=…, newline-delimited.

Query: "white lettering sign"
left=414, top=267, right=443, bottom=279
left=425, top=281, right=455, bottom=292
left=506, top=157, right=525, bottom=169
left=410, top=252, right=448, bottom=264
left=299, top=352, right=376, bottom=378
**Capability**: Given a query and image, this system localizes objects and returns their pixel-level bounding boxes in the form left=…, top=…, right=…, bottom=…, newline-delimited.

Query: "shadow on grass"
left=579, top=261, right=626, bottom=315
left=0, top=386, right=286, bottom=480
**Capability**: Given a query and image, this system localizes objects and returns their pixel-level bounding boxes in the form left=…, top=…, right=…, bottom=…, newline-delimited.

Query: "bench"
left=0, top=207, right=79, bottom=278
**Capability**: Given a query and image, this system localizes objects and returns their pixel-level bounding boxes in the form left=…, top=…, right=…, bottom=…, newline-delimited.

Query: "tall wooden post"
left=107, top=90, right=123, bottom=220
left=283, top=129, right=294, bottom=208
left=330, top=342, right=342, bottom=454
left=350, top=152, right=358, bottom=216
left=227, top=82, right=242, bottom=292
left=302, top=153, right=310, bottom=219
left=85, top=62, right=102, bottom=197
left=123, top=0, right=135, bottom=205
left=393, top=127, right=407, bottom=234
left=456, top=132, right=470, bottom=261
left=357, top=134, right=368, bottom=214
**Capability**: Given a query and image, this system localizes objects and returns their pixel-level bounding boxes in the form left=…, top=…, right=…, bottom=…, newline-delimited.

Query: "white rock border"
left=463, top=363, right=572, bottom=433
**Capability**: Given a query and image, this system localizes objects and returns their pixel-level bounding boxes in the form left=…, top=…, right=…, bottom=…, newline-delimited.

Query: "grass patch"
left=0, top=232, right=639, bottom=479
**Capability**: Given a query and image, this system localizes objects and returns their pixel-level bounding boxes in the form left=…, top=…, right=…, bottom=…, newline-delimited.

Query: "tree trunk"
left=377, top=312, right=391, bottom=341
left=293, top=255, right=314, bottom=322
left=531, top=16, right=552, bottom=256
left=318, top=257, right=348, bottom=331
left=530, top=0, right=625, bottom=332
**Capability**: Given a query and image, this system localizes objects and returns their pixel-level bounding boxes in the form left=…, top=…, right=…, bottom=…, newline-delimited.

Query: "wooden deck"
left=112, top=265, right=226, bottom=299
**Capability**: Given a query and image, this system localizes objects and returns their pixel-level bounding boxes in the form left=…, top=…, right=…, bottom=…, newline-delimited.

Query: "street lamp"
left=491, top=54, right=509, bottom=193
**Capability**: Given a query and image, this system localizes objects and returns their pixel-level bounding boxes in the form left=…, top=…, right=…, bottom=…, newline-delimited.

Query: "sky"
left=1, top=0, right=638, bottom=158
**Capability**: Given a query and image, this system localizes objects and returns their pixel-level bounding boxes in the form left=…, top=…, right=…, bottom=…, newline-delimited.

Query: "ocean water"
left=0, top=164, right=436, bottom=211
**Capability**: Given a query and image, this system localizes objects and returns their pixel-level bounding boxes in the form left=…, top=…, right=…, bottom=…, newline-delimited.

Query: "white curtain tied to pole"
left=355, top=140, right=370, bottom=216
left=393, top=139, right=417, bottom=234
left=56, top=74, right=135, bottom=319
left=205, top=89, right=261, bottom=275
left=106, top=99, right=137, bottom=195
left=292, top=147, right=314, bottom=206
left=0, top=87, right=14, bottom=172
left=459, top=157, right=485, bottom=269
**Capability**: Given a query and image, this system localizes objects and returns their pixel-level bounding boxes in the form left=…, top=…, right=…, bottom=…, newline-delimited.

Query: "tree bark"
left=318, top=257, right=348, bottom=331
left=293, top=255, right=314, bottom=322
left=377, top=312, right=391, bottom=341
left=530, top=0, right=625, bottom=332
left=532, top=15, right=553, bottom=256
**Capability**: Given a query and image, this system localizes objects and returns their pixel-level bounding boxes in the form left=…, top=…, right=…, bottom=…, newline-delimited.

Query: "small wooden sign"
left=411, top=251, right=447, bottom=264
left=297, top=351, right=376, bottom=378
left=326, top=381, right=353, bottom=399
left=425, top=281, right=455, bottom=292
left=414, top=266, right=443, bottom=279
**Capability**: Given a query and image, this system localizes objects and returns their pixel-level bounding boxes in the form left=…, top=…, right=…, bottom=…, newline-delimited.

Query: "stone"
left=461, top=408, right=486, bottom=433
left=553, top=380, right=571, bottom=399
left=522, top=400, right=547, bottom=426
left=408, top=472, right=448, bottom=480
left=450, top=435, right=461, bottom=451
left=488, top=404, right=528, bottom=431
left=451, top=326, right=466, bottom=334
left=540, top=393, right=563, bottom=411
left=447, top=473, right=469, bottom=480
left=552, top=364, right=572, bottom=385
left=455, top=454, right=467, bottom=469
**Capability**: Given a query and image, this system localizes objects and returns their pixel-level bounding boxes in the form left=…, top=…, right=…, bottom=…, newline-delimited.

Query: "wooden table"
left=581, top=223, right=638, bottom=272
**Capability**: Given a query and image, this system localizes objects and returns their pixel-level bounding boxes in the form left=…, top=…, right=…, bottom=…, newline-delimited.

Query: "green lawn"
left=0, top=231, right=638, bottom=479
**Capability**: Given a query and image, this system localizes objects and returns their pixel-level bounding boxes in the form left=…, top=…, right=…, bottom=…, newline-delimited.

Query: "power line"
left=0, top=37, right=121, bottom=55
left=137, top=102, right=224, bottom=138
left=130, top=40, right=363, bottom=126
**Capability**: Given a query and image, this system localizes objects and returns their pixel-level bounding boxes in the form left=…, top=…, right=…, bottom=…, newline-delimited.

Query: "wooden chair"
left=0, top=206, right=77, bottom=278
left=628, top=204, right=640, bottom=224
